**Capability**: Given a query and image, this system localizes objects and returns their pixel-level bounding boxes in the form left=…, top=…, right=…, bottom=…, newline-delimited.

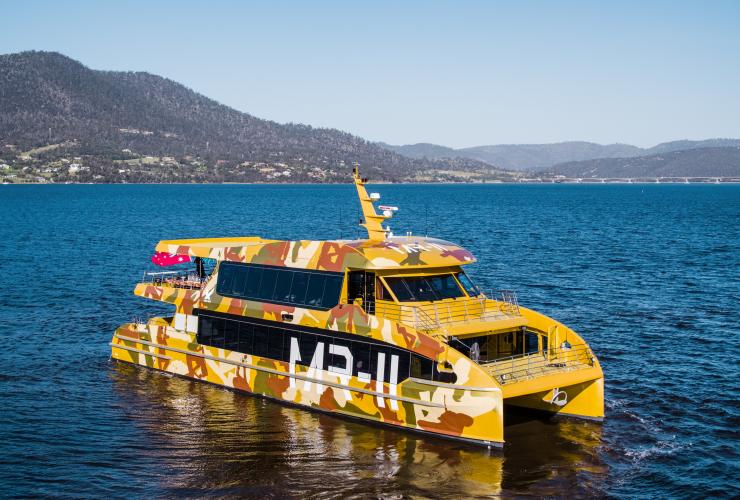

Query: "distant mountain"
left=541, top=147, right=740, bottom=178
left=377, top=142, right=458, bottom=160
left=379, top=139, right=740, bottom=172
left=0, top=51, right=514, bottom=183
left=645, top=139, right=740, bottom=155
left=379, top=141, right=644, bottom=170
left=458, top=142, right=643, bottom=170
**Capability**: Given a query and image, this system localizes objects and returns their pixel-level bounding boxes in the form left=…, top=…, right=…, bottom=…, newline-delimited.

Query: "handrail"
left=372, top=289, right=521, bottom=334
left=480, top=344, right=595, bottom=384
left=140, top=268, right=211, bottom=290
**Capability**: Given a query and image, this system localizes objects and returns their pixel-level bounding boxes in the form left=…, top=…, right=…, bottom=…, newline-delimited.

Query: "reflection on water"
left=110, top=362, right=605, bottom=497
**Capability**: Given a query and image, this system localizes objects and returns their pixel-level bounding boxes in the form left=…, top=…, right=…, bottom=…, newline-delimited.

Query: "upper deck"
left=153, top=235, right=476, bottom=273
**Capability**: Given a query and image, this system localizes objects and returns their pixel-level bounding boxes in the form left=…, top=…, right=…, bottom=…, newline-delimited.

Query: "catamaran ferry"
left=111, top=168, right=604, bottom=447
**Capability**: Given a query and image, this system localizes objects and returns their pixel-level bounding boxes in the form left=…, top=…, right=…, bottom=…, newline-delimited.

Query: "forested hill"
left=541, top=147, right=740, bottom=178
left=0, top=51, right=513, bottom=183
left=380, top=139, right=740, bottom=172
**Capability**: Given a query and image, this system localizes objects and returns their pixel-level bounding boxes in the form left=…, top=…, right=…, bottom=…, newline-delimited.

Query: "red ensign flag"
left=151, top=252, right=193, bottom=266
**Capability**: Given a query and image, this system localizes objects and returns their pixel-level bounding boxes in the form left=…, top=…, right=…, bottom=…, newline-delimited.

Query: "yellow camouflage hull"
left=111, top=316, right=506, bottom=447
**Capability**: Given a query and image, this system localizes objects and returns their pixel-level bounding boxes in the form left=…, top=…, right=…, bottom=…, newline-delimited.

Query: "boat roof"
left=155, top=235, right=476, bottom=272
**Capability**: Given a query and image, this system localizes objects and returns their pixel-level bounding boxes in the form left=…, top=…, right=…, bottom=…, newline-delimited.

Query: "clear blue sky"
left=3, top=1, right=739, bottom=148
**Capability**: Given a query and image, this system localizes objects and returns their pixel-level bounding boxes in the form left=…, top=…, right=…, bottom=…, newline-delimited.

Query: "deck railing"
left=372, top=289, right=521, bottom=336
left=480, top=344, right=595, bottom=384
left=140, top=269, right=209, bottom=290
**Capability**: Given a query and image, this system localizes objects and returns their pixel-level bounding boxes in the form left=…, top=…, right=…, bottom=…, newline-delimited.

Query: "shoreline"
left=2, top=180, right=739, bottom=186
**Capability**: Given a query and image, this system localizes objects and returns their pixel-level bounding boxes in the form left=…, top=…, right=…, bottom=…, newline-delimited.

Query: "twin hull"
left=111, top=308, right=506, bottom=447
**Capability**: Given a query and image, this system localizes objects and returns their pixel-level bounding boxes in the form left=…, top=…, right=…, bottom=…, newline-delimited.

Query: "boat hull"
left=111, top=321, right=505, bottom=448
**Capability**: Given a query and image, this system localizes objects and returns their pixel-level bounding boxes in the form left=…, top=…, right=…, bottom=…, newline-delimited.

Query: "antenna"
left=352, top=165, right=395, bottom=241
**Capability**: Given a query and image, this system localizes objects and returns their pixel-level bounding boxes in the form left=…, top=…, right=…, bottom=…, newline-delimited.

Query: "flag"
left=151, top=251, right=192, bottom=266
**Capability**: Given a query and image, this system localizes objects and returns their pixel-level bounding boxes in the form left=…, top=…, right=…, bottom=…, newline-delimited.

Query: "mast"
left=352, top=166, right=392, bottom=241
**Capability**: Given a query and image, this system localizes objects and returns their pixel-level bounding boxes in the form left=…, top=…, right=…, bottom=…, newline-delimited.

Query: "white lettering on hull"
left=288, top=337, right=401, bottom=408
left=375, top=352, right=386, bottom=408
left=328, top=344, right=353, bottom=400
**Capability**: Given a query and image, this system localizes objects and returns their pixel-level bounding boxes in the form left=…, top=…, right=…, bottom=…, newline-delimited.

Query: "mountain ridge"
left=0, top=50, right=514, bottom=183
left=539, top=146, right=740, bottom=178
left=380, top=139, right=740, bottom=172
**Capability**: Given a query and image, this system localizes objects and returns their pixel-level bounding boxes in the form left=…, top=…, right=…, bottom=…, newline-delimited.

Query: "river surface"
left=0, top=183, right=738, bottom=498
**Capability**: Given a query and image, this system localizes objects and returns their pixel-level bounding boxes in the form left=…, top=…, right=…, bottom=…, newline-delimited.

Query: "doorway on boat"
left=455, top=329, right=543, bottom=363
left=348, top=270, right=382, bottom=314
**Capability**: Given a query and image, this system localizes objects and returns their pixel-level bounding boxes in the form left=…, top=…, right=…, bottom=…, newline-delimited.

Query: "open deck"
left=480, top=344, right=596, bottom=385
left=373, top=290, right=525, bottom=337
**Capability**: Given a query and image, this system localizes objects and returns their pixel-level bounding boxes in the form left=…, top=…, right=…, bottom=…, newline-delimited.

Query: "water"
left=0, top=183, right=738, bottom=498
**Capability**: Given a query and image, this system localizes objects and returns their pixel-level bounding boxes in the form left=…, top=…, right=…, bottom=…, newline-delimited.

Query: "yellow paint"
left=112, top=166, right=605, bottom=447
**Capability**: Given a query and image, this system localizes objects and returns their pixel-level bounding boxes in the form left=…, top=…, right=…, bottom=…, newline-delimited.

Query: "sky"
left=2, top=1, right=739, bottom=148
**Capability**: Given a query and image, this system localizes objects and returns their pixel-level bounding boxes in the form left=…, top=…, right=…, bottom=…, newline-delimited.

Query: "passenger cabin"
left=136, top=228, right=597, bottom=398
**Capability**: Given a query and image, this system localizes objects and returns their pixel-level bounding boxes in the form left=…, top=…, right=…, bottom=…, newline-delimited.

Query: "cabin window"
left=385, top=274, right=465, bottom=302
left=410, top=354, right=433, bottom=379
left=244, top=266, right=263, bottom=297
left=428, top=274, right=465, bottom=299
left=238, top=323, right=254, bottom=354
left=323, top=275, right=344, bottom=307
left=259, top=269, right=279, bottom=300
left=305, top=274, right=326, bottom=307
left=353, top=341, right=373, bottom=376
left=216, top=262, right=343, bottom=310
left=525, top=330, right=539, bottom=354
left=224, top=320, right=240, bottom=351
left=327, top=338, right=352, bottom=374
left=370, top=344, right=390, bottom=376
left=290, top=272, right=309, bottom=304
left=375, top=277, right=391, bottom=301
left=273, top=270, right=294, bottom=302
left=297, top=331, right=316, bottom=366
left=252, top=325, right=269, bottom=357
left=267, top=327, right=285, bottom=360
left=209, top=318, right=226, bottom=348
left=194, top=310, right=439, bottom=386
left=455, top=271, right=480, bottom=297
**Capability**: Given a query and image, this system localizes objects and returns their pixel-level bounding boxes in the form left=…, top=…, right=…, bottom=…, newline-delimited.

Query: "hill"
left=376, top=142, right=459, bottom=160
left=645, top=139, right=740, bottom=155
left=0, top=51, right=515, bottom=183
left=541, top=147, right=740, bottom=178
left=379, top=141, right=644, bottom=170
left=457, top=142, right=643, bottom=170
left=380, top=139, right=740, bottom=172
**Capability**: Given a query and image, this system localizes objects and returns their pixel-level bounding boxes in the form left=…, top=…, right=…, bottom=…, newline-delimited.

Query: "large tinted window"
left=195, top=310, right=428, bottom=385
left=216, top=262, right=343, bottom=310
left=273, top=270, right=293, bottom=302
left=253, top=324, right=269, bottom=357
left=305, top=274, right=326, bottom=307
left=259, top=269, right=279, bottom=300
left=224, top=320, right=239, bottom=351
left=230, top=266, right=249, bottom=296
left=290, top=272, right=309, bottom=304
left=323, top=275, right=343, bottom=307
left=385, top=274, right=465, bottom=302
left=244, top=266, right=263, bottom=297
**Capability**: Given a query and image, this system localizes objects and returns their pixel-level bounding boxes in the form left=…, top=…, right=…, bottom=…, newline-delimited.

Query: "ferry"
left=111, top=168, right=604, bottom=447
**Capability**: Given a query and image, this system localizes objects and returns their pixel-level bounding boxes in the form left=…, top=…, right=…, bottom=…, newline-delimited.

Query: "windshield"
left=385, top=274, right=466, bottom=302
left=455, top=271, right=481, bottom=297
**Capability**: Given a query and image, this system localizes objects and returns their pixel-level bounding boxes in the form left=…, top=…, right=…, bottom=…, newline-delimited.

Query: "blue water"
left=1, top=184, right=738, bottom=498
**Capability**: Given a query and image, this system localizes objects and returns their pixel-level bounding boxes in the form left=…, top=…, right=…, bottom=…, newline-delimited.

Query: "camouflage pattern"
left=112, top=171, right=603, bottom=447
left=113, top=290, right=505, bottom=445
left=154, top=235, right=475, bottom=272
